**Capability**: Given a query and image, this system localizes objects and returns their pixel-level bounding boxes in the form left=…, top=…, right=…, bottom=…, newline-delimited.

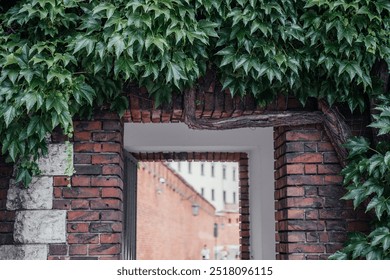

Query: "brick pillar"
left=274, top=124, right=369, bottom=260
left=239, top=153, right=250, bottom=260
left=0, top=158, right=14, bottom=246
left=51, top=111, right=124, bottom=260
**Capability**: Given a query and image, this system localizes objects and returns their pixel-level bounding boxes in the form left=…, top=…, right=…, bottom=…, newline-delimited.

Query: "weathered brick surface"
left=0, top=157, right=14, bottom=246
left=50, top=111, right=124, bottom=260
left=274, top=125, right=370, bottom=260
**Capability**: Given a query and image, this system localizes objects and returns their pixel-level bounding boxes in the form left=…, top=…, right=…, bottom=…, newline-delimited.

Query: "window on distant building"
left=211, top=189, right=215, bottom=201
left=201, top=188, right=204, bottom=197
left=188, top=162, right=192, bottom=174
left=201, top=163, right=204, bottom=176
left=232, top=167, right=236, bottom=181
left=211, top=164, right=215, bottom=177
left=233, top=192, right=236, bottom=204
left=222, top=165, right=226, bottom=180
left=223, top=191, right=226, bottom=203
left=178, top=162, right=181, bottom=172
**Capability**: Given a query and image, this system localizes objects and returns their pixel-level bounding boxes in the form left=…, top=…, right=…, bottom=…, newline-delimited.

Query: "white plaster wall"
left=124, top=123, right=275, bottom=259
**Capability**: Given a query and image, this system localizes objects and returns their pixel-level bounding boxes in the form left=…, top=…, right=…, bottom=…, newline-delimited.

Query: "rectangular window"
left=232, top=167, right=236, bottom=181
left=178, top=162, right=181, bottom=172
left=201, top=188, right=204, bottom=197
left=211, top=164, right=215, bottom=177
left=188, top=162, right=192, bottom=174
left=223, top=191, right=226, bottom=203
left=233, top=192, right=236, bottom=204
left=222, top=165, right=226, bottom=180
left=201, top=163, right=204, bottom=176
left=211, top=189, right=215, bottom=201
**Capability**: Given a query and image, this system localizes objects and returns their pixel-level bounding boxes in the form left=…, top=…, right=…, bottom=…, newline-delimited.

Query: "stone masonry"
left=0, top=144, right=69, bottom=260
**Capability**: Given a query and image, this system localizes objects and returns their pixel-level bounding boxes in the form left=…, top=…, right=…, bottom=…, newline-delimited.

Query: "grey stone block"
left=14, top=210, right=66, bottom=243
left=0, top=245, right=48, bottom=260
left=38, top=144, right=72, bottom=176
left=6, top=177, right=53, bottom=210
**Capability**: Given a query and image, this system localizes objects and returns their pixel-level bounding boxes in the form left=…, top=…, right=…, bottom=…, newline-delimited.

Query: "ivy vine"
left=0, top=0, right=390, bottom=259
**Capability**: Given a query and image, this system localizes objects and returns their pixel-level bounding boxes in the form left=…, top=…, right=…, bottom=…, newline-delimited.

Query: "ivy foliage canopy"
left=0, top=0, right=389, bottom=186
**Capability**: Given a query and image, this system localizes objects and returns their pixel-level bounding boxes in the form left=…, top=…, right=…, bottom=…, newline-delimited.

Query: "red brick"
left=100, top=211, right=122, bottom=221
left=286, top=153, right=323, bottom=163
left=91, top=177, right=120, bottom=187
left=63, top=187, right=100, bottom=198
left=287, top=220, right=325, bottom=231
left=67, top=211, right=99, bottom=221
left=286, top=131, right=321, bottom=141
left=69, top=245, right=87, bottom=255
left=101, top=188, right=122, bottom=199
left=73, top=131, right=91, bottom=141
left=304, top=164, right=317, bottom=174
left=0, top=223, right=14, bottom=233
left=74, top=154, right=92, bottom=164
left=101, top=143, right=121, bottom=153
left=102, top=121, right=122, bottom=131
left=288, top=244, right=325, bottom=253
left=0, top=211, right=15, bottom=221
left=100, top=233, right=121, bottom=243
left=53, top=200, right=71, bottom=210
left=71, top=176, right=91, bottom=186
left=286, top=164, right=304, bottom=174
left=53, top=187, right=62, bottom=198
left=286, top=187, right=304, bottom=197
left=102, top=165, right=122, bottom=176
left=286, top=209, right=304, bottom=219
left=74, top=143, right=102, bottom=153
left=318, top=164, right=342, bottom=174
left=318, top=142, right=334, bottom=152
left=67, top=223, right=89, bottom=233
left=92, top=154, right=120, bottom=164
left=287, top=175, right=324, bottom=185
left=71, top=200, right=90, bottom=209
left=67, top=234, right=99, bottom=244
left=324, top=153, right=339, bottom=163
left=89, top=222, right=122, bottom=233
left=324, top=175, right=343, bottom=184
left=49, top=244, right=68, bottom=255
left=74, top=121, right=102, bottom=131
left=92, top=132, right=121, bottom=142
left=305, top=209, right=319, bottom=219
left=286, top=197, right=323, bottom=208
left=89, top=244, right=121, bottom=255
left=90, top=199, right=121, bottom=210
left=53, top=176, right=69, bottom=187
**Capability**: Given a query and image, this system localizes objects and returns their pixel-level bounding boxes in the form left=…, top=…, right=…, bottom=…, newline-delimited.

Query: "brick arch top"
left=123, top=86, right=315, bottom=124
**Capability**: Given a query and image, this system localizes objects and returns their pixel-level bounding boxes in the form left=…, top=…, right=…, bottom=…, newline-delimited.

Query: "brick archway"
left=0, top=87, right=371, bottom=260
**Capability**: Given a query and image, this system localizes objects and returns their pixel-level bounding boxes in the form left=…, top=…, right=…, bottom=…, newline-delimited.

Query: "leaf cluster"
left=330, top=95, right=390, bottom=260
left=0, top=0, right=389, bottom=186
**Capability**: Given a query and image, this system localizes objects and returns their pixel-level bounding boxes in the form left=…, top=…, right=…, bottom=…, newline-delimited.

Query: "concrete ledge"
left=14, top=210, right=66, bottom=244
left=6, top=177, right=53, bottom=210
left=0, top=245, right=48, bottom=260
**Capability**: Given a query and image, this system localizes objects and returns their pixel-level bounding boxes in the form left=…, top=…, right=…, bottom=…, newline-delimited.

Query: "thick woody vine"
left=0, top=1, right=389, bottom=259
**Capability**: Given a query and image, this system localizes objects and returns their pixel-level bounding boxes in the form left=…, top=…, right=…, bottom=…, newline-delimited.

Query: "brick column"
left=0, top=158, right=14, bottom=246
left=51, top=111, right=124, bottom=260
left=274, top=125, right=369, bottom=260
left=239, top=153, right=250, bottom=260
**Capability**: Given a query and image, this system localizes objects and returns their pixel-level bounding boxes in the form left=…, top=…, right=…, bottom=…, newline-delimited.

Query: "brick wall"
left=137, top=162, right=217, bottom=259
left=0, top=157, right=14, bottom=245
left=134, top=152, right=249, bottom=259
left=274, top=124, right=370, bottom=260
left=50, top=111, right=124, bottom=260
